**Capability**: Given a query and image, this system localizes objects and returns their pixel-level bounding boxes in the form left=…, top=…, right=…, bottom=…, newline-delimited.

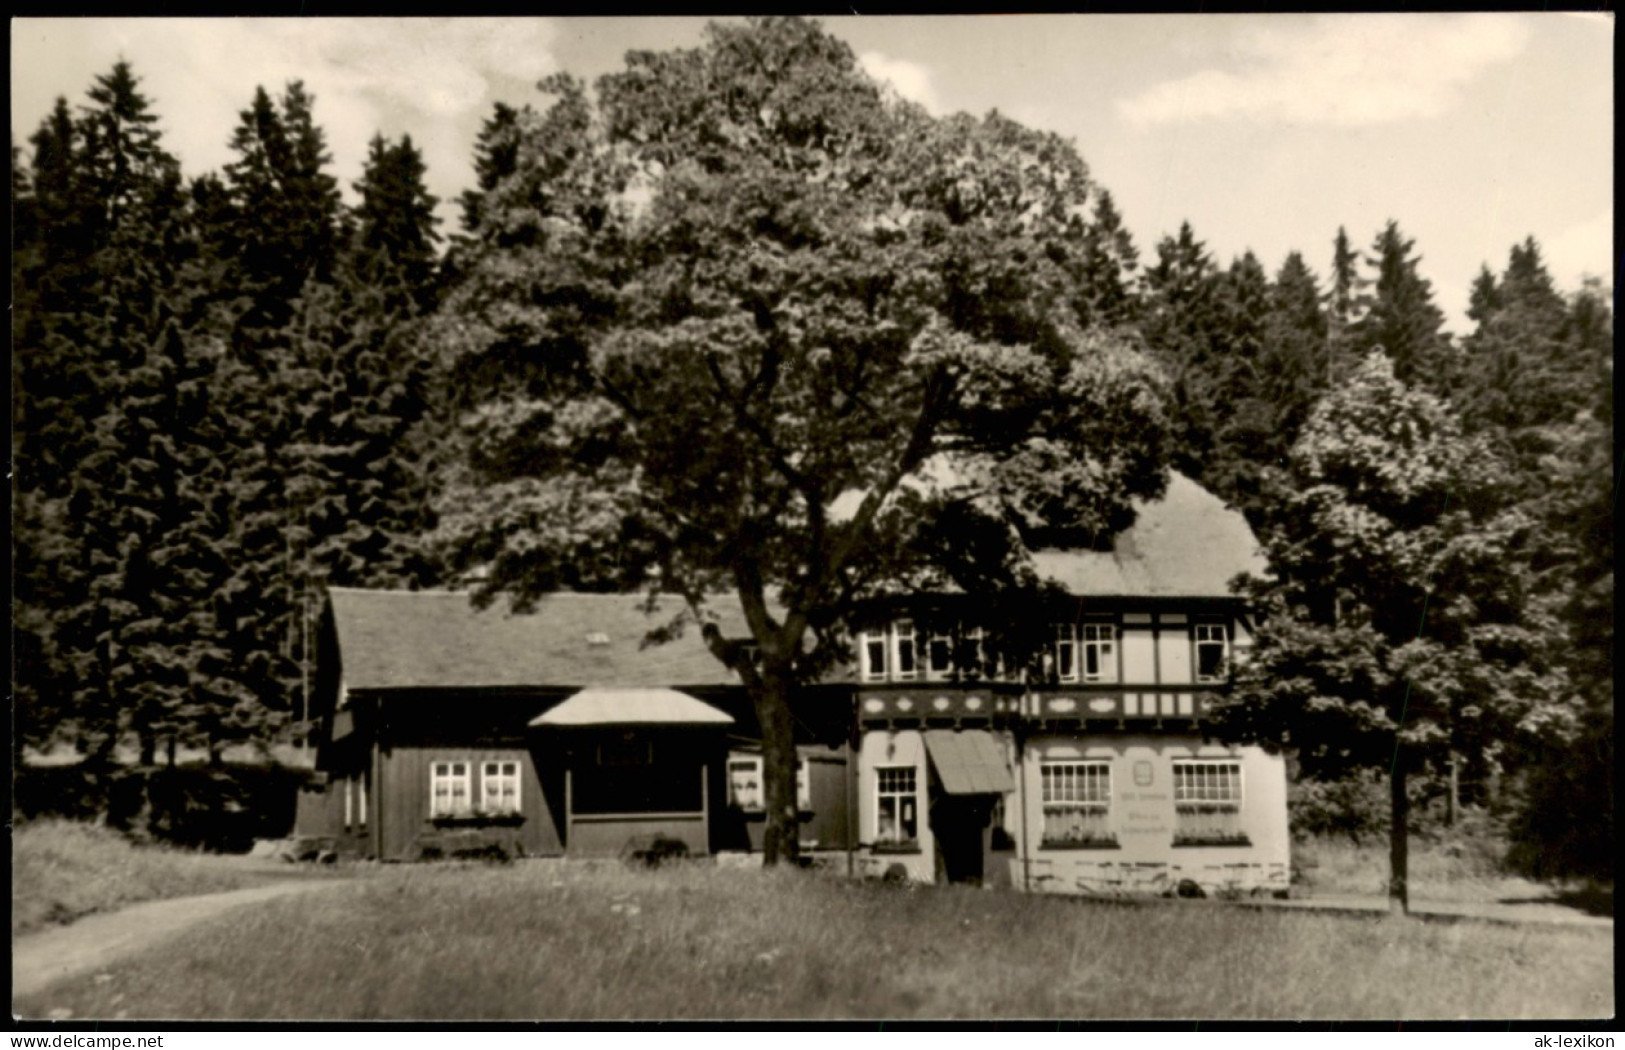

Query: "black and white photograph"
left=10, top=13, right=1613, bottom=1025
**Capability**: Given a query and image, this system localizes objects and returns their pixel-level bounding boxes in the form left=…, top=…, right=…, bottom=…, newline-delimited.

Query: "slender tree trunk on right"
left=1389, top=743, right=1410, bottom=915
left=1447, top=750, right=1460, bottom=827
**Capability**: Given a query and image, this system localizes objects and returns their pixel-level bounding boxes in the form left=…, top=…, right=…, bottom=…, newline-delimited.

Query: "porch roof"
left=529, top=687, right=735, bottom=727
left=923, top=729, right=1015, bottom=795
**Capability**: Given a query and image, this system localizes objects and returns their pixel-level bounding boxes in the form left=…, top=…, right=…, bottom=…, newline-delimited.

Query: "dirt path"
left=12, top=880, right=352, bottom=1003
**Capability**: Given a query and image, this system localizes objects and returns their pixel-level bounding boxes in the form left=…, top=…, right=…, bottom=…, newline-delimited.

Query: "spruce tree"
left=221, top=82, right=342, bottom=332
left=1352, top=221, right=1449, bottom=388
left=1213, top=251, right=1330, bottom=531
left=1140, top=221, right=1222, bottom=480
left=1324, top=226, right=1363, bottom=387
left=352, top=133, right=443, bottom=311
left=14, top=62, right=201, bottom=762
left=1075, top=187, right=1140, bottom=329
left=458, top=101, right=524, bottom=235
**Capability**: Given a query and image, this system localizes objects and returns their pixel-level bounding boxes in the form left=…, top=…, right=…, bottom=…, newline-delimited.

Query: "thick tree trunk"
left=1389, top=745, right=1410, bottom=915
left=754, top=666, right=801, bottom=868
left=139, top=728, right=157, bottom=767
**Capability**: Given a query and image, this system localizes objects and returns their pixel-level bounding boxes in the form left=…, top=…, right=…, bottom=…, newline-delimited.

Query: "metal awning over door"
left=923, top=729, right=1015, bottom=794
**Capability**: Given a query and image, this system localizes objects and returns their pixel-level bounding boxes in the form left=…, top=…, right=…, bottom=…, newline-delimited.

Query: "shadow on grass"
left=1498, top=883, right=1614, bottom=918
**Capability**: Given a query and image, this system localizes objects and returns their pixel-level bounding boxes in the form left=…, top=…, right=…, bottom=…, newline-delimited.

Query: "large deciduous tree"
left=1209, top=353, right=1567, bottom=913
left=435, top=16, right=1170, bottom=864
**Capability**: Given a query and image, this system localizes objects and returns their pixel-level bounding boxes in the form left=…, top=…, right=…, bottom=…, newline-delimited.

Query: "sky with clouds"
left=11, top=14, right=1613, bottom=334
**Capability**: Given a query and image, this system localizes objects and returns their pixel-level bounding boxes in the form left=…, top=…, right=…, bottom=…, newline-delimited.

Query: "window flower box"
left=1172, top=831, right=1252, bottom=847
left=428, top=811, right=526, bottom=829
left=1040, top=832, right=1120, bottom=850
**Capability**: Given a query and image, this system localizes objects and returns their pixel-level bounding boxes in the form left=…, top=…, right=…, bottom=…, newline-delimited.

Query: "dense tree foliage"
left=1210, top=354, right=1577, bottom=910
left=1455, top=249, right=1614, bottom=880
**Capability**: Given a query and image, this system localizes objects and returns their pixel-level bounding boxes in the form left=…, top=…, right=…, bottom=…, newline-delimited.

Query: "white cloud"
left=1117, top=14, right=1532, bottom=127
left=858, top=50, right=940, bottom=113
left=12, top=18, right=559, bottom=219
left=1542, top=208, right=1614, bottom=290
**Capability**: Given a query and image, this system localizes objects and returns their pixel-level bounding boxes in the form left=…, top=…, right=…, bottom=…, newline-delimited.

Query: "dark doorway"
left=930, top=794, right=996, bottom=885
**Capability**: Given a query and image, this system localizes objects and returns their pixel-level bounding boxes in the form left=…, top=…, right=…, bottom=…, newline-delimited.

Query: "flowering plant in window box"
left=1040, top=829, right=1119, bottom=849
left=429, top=810, right=526, bottom=828
left=1171, top=830, right=1252, bottom=846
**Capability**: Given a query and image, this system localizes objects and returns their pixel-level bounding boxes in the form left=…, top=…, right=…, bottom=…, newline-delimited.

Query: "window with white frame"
left=482, top=760, right=521, bottom=814
left=962, top=626, right=993, bottom=680
left=728, top=758, right=764, bottom=810
left=1081, top=622, right=1117, bottom=682
left=861, top=629, right=888, bottom=682
left=430, top=761, right=473, bottom=817
left=1055, top=623, right=1076, bottom=681
left=926, top=631, right=954, bottom=679
left=1040, top=761, right=1114, bottom=846
left=875, top=765, right=918, bottom=846
left=893, top=620, right=918, bottom=681
left=1172, top=759, right=1246, bottom=844
left=343, top=773, right=370, bottom=830
left=1055, top=622, right=1117, bottom=683
left=728, top=757, right=813, bottom=811
left=1194, top=622, right=1229, bottom=683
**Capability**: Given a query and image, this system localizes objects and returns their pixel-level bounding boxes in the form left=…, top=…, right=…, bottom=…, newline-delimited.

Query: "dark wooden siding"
left=292, top=783, right=335, bottom=839
left=377, top=745, right=563, bottom=861
left=294, top=748, right=377, bottom=859
left=803, top=753, right=854, bottom=850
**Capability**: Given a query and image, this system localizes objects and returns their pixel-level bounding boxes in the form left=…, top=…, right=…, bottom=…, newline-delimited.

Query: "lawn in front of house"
left=15, top=859, right=1612, bottom=1021
left=12, top=819, right=347, bottom=939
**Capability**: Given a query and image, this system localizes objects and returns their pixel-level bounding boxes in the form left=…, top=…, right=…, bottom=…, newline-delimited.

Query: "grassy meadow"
left=1294, top=834, right=1563, bottom=902
left=16, top=857, right=1613, bottom=1021
left=11, top=819, right=343, bottom=938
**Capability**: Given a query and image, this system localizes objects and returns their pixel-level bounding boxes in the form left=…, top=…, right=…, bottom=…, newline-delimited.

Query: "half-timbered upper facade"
left=844, top=472, right=1289, bottom=896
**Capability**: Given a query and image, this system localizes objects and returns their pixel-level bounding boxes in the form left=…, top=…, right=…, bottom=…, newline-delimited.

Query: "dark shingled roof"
left=1031, top=472, right=1267, bottom=598
left=329, top=589, right=748, bottom=692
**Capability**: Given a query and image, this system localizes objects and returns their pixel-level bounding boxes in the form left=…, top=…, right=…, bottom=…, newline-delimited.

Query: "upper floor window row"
left=860, top=621, right=1002, bottom=683
left=858, top=616, right=1232, bottom=685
